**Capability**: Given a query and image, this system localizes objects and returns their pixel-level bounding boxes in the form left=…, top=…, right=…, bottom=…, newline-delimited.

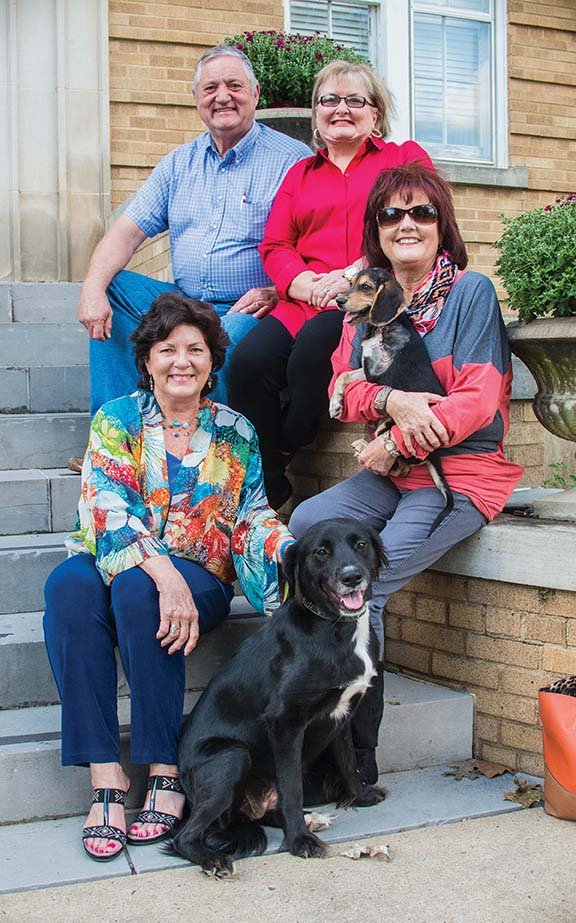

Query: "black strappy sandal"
left=127, top=775, right=184, bottom=846
left=82, top=788, right=128, bottom=862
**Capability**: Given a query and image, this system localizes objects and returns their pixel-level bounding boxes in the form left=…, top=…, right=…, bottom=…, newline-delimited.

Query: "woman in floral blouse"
left=44, top=293, right=290, bottom=863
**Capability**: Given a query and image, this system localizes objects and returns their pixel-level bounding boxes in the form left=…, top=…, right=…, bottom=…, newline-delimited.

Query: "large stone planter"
left=507, top=317, right=576, bottom=519
left=255, top=107, right=313, bottom=147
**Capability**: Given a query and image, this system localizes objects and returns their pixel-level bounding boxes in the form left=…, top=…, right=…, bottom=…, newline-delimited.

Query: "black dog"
left=330, top=267, right=453, bottom=533
left=171, top=518, right=387, bottom=875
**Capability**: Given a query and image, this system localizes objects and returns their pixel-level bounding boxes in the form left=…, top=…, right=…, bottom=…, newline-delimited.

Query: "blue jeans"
left=43, top=553, right=234, bottom=766
left=89, top=270, right=258, bottom=415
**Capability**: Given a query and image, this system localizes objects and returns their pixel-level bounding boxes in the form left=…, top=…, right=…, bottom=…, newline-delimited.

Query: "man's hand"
left=358, top=436, right=397, bottom=477
left=78, top=286, right=113, bottom=340
left=386, top=390, right=449, bottom=455
left=229, top=286, right=278, bottom=319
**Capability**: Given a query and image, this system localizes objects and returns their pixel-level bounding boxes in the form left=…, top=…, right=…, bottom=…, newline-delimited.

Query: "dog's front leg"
left=329, top=369, right=365, bottom=420
left=271, top=725, right=326, bottom=859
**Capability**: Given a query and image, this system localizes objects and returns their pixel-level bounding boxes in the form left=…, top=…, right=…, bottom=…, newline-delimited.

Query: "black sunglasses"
left=376, top=204, right=439, bottom=227
left=317, top=94, right=373, bottom=109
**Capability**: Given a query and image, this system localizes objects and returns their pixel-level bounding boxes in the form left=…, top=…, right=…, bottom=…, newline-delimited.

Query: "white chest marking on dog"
left=330, top=612, right=376, bottom=722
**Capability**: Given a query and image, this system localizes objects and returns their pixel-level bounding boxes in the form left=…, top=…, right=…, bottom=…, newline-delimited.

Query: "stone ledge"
left=439, top=163, right=529, bottom=189
left=431, top=514, right=576, bottom=592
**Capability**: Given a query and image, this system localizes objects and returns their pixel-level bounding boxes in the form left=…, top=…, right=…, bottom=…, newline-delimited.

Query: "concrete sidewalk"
left=1, top=808, right=573, bottom=923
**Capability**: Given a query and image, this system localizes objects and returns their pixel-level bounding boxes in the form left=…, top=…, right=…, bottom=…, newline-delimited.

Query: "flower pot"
left=255, top=108, right=313, bottom=147
left=507, top=317, right=576, bottom=520
left=507, top=317, right=576, bottom=441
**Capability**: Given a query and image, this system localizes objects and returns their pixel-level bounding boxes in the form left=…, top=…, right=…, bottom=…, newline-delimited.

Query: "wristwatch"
left=343, top=264, right=360, bottom=285
left=373, top=386, right=392, bottom=415
left=381, top=433, right=400, bottom=458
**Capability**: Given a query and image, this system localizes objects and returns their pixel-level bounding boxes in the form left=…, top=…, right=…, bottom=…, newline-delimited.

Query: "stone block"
left=11, top=283, right=81, bottom=323
left=415, top=596, right=448, bottom=624
left=466, top=635, right=541, bottom=669
left=401, top=620, right=465, bottom=654
left=49, top=471, right=82, bottom=532
left=0, top=533, right=68, bottom=613
left=448, top=601, right=486, bottom=633
left=29, top=366, right=89, bottom=413
left=386, top=589, right=416, bottom=618
left=500, top=722, right=542, bottom=754
left=542, top=646, right=576, bottom=675
left=473, top=689, right=537, bottom=725
left=0, top=368, right=28, bottom=413
left=523, top=614, right=566, bottom=645
left=498, top=667, right=552, bottom=698
left=432, top=653, right=499, bottom=689
left=0, top=413, right=90, bottom=470
left=486, top=608, right=522, bottom=638
left=0, top=323, right=87, bottom=367
left=0, top=283, right=11, bottom=322
left=386, top=640, right=431, bottom=674
left=0, top=469, right=49, bottom=535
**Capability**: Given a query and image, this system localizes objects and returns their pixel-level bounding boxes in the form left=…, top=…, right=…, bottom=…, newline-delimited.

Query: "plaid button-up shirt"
left=124, top=122, right=310, bottom=303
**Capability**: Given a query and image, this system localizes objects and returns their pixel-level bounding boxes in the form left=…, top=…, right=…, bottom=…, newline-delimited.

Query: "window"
left=286, top=0, right=508, bottom=167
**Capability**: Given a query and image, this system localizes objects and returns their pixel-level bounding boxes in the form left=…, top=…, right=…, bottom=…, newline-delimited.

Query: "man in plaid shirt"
left=77, top=46, right=309, bottom=417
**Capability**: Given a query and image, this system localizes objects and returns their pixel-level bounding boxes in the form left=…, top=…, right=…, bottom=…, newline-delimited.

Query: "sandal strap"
left=147, top=775, right=183, bottom=809
left=131, top=808, right=180, bottom=830
left=82, top=824, right=127, bottom=847
left=91, top=788, right=127, bottom=806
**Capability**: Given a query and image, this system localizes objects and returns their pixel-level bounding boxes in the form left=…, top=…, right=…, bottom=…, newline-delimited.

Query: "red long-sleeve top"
left=259, top=137, right=433, bottom=336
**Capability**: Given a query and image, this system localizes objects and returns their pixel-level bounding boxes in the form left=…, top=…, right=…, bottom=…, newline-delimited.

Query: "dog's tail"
left=426, top=454, right=454, bottom=534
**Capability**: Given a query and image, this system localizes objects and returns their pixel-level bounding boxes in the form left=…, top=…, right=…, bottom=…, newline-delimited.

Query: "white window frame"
left=285, top=0, right=509, bottom=168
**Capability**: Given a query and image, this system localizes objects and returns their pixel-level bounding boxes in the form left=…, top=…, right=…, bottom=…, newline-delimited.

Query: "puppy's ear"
left=371, top=275, right=405, bottom=326
left=281, top=540, right=300, bottom=599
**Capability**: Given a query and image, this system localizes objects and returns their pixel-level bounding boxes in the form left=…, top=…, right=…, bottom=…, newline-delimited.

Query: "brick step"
left=0, top=282, right=81, bottom=324
left=0, top=413, right=89, bottom=470
left=0, top=668, right=473, bottom=825
left=0, top=469, right=80, bottom=535
left=0, top=323, right=87, bottom=368
left=1, top=366, right=89, bottom=414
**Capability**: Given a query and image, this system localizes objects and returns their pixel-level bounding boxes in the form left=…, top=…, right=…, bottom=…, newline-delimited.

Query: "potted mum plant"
left=495, top=193, right=576, bottom=518
left=224, top=30, right=368, bottom=143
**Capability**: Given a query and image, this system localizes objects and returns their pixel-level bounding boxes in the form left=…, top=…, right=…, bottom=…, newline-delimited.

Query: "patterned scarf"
left=404, top=250, right=458, bottom=336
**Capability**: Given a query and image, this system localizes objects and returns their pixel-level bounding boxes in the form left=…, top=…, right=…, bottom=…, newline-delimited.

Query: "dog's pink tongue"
left=339, top=590, right=364, bottom=611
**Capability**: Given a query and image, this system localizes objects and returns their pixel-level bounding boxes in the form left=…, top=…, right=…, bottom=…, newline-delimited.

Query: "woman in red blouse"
left=226, top=60, right=432, bottom=509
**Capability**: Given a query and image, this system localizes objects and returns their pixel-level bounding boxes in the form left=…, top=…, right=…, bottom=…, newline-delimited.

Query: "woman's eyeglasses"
left=376, top=205, right=438, bottom=227
left=317, top=94, right=373, bottom=109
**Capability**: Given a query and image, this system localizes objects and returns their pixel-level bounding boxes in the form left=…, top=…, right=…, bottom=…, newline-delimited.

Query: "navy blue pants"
left=43, top=554, right=233, bottom=766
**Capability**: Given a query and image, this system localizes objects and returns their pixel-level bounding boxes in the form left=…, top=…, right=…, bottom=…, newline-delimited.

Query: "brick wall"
left=384, top=570, right=576, bottom=777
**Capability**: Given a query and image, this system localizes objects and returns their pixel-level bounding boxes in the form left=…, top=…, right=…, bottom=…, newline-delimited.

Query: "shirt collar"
left=203, top=120, right=259, bottom=163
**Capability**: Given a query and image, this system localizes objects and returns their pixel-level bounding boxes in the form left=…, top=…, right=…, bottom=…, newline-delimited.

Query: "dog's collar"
left=301, top=597, right=368, bottom=622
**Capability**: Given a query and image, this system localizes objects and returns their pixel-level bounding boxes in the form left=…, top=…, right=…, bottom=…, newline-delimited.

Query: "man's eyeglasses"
left=376, top=204, right=438, bottom=228
left=317, top=94, right=373, bottom=109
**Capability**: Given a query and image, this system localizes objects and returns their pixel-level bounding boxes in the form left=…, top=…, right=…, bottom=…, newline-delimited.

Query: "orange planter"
left=539, top=678, right=576, bottom=820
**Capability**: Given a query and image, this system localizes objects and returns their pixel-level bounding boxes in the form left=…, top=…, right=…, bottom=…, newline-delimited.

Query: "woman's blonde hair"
left=311, top=61, right=395, bottom=148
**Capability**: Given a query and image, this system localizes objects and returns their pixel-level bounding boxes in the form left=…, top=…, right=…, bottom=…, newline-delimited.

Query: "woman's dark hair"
left=363, top=162, right=468, bottom=270
left=130, top=293, right=230, bottom=396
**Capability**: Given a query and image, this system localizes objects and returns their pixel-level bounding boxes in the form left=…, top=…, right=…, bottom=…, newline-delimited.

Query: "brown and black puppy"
left=330, top=268, right=453, bottom=531
left=171, top=518, right=387, bottom=877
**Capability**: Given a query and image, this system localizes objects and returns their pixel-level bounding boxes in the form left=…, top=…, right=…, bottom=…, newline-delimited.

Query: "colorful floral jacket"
left=66, top=391, right=291, bottom=612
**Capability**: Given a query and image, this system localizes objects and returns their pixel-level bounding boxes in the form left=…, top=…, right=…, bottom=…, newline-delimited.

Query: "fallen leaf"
left=341, top=842, right=391, bottom=861
left=504, top=776, right=544, bottom=809
left=443, top=758, right=512, bottom=781
left=385, top=700, right=401, bottom=706
left=304, top=811, right=336, bottom=832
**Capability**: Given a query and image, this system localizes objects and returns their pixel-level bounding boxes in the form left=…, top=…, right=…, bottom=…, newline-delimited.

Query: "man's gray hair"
left=193, top=47, right=259, bottom=95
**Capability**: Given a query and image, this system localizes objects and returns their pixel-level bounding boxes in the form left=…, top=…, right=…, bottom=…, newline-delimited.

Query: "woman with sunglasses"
left=289, top=162, right=524, bottom=784
left=226, top=61, right=432, bottom=510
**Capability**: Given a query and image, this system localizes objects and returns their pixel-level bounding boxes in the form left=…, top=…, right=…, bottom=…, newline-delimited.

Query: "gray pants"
left=288, top=470, right=487, bottom=657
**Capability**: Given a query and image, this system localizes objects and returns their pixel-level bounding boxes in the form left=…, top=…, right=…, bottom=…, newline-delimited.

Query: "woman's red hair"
left=362, top=162, right=468, bottom=270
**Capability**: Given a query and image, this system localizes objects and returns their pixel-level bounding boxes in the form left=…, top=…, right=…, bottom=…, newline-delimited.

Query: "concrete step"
left=0, top=413, right=89, bottom=470
left=0, top=282, right=81, bottom=324
left=0, top=323, right=87, bottom=368
left=0, top=669, right=472, bottom=825
left=0, top=366, right=89, bottom=414
left=0, top=532, right=68, bottom=613
left=0, top=599, right=263, bottom=709
left=0, top=469, right=80, bottom=535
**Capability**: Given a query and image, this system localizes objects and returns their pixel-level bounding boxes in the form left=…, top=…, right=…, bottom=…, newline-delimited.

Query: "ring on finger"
left=170, top=622, right=179, bottom=634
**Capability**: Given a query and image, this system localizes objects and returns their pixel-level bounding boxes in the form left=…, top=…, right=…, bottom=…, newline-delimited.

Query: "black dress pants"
left=227, top=310, right=344, bottom=507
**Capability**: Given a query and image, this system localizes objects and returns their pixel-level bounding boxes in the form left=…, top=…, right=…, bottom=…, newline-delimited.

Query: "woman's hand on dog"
left=139, top=557, right=200, bottom=655
left=386, top=390, right=449, bottom=454
left=309, top=270, right=352, bottom=309
left=357, top=437, right=398, bottom=476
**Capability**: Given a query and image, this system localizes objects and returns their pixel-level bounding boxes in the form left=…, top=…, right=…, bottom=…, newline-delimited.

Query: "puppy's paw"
left=351, top=784, right=387, bottom=808
left=288, top=831, right=327, bottom=859
left=329, top=394, right=343, bottom=419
